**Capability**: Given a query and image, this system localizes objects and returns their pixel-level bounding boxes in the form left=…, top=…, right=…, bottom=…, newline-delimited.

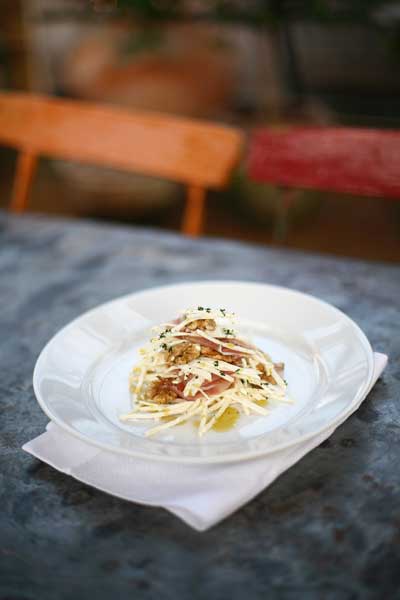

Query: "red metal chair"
left=248, top=126, right=400, bottom=238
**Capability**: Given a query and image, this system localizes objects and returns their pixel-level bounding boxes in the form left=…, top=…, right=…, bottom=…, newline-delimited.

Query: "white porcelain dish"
left=33, top=281, right=374, bottom=464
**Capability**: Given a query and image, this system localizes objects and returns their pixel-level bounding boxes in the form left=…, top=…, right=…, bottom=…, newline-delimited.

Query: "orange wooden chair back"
left=0, top=92, right=243, bottom=235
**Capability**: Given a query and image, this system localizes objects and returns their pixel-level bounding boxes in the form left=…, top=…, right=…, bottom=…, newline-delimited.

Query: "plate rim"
left=33, top=280, right=375, bottom=464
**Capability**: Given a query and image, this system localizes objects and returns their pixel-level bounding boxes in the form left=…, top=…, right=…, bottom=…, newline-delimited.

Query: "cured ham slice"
left=171, top=373, right=232, bottom=401
left=201, top=376, right=232, bottom=397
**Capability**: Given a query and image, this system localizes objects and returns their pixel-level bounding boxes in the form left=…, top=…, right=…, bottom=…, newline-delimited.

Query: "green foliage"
left=118, top=0, right=182, bottom=19
left=118, top=28, right=164, bottom=57
left=285, top=0, right=396, bottom=23
left=116, top=0, right=395, bottom=25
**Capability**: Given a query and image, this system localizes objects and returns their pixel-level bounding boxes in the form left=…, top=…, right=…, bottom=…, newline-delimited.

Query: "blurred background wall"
left=1, top=0, right=400, bottom=261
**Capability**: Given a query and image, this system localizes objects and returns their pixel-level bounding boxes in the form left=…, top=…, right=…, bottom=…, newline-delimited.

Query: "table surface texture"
left=0, top=212, right=399, bottom=600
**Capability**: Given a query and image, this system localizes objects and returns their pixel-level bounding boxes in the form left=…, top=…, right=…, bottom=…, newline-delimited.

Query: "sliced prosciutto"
left=171, top=373, right=232, bottom=401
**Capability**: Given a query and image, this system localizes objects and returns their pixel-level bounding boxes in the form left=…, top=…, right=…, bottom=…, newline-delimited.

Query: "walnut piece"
left=257, top=363, right=276, bottom=385
left=200, top=346, right=226, bottom=361
left=148, top=379, right=177, bottom=404
left=168, top=342, right=201, bottom=365
left=200, top=346, right=245, bottom=366
left=185, top=319, right=216, bottom=332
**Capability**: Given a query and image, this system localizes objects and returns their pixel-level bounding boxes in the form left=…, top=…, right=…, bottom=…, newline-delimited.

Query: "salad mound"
left=120, top=307, right=292, bottom=437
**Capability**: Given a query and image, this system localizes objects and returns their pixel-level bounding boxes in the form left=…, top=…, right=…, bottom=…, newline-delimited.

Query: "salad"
left=120, top=307, right=292, bottom=437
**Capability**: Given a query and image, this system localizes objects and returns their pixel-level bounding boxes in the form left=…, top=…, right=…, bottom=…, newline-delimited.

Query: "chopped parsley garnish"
left=223, top=328, right=234, bottom=336
left=205, top=307, right=211, bottom=313
left=161, top=343, right=167, bottom=350
left=197, top=306, right=204, bottom=311
left=214, top=360, right=219, bottom=366
left=159, top=327, right=172, bottom=339
left=240, top=379, right=245, bottom=384
left=220, top=308, right=226, bottom=316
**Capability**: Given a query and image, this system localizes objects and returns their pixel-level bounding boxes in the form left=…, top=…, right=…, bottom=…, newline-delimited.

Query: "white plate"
left=33, top=281, right=374, bottom=464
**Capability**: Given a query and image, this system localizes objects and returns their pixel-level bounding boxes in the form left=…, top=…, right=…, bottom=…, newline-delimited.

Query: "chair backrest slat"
left=249, top=127, right=400, bottom=199
left=0, top=92, right=242, bottom=189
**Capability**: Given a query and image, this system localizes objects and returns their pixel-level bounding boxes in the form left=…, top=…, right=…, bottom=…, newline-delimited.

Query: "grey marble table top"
left=0, top=212, right=399, bottom=600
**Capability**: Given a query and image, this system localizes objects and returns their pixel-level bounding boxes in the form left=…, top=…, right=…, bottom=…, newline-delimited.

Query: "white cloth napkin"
left=23, top=352, right=387, bottom=531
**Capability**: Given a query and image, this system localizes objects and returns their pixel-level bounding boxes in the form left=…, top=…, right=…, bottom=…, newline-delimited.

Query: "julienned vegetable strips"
left=120, top=307, right=293, bottom=437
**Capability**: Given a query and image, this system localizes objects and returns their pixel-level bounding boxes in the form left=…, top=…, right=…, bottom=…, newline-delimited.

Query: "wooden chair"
left=248, top=126, right=400, bottom=238
left=0, top=92, right=243, bottom=236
